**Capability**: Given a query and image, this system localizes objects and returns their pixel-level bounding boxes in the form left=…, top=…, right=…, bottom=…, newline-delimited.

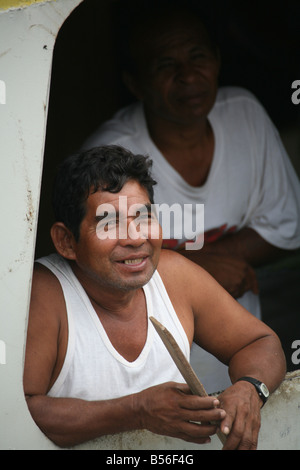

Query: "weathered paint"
left=0, top=0, right=299, bottom=451
left=0, top=0, right=82, bottom=450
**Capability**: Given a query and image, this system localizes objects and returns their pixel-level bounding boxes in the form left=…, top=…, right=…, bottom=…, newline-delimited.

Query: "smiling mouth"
left=122, top=258, right=144, bottom=265
left=117, top=257, right=147, bottom=266
left=181, top=93, right=206, bottom=103
left=177, top=90, right=208, bottom=102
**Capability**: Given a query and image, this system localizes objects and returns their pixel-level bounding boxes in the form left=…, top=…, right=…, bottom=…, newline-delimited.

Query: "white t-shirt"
left=83, top=87, right=300, bottom=251
left=82, top=87, right=300, bottom=392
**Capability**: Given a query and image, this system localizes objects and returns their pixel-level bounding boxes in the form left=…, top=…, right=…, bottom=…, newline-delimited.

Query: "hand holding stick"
left=150, top=316, right=227, bottom=446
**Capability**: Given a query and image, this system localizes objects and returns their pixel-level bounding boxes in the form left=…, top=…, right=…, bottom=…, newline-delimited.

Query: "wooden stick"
left=150, top=316, right=226, bottom=446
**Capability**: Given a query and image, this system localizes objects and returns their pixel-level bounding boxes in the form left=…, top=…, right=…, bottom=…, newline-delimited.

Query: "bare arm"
left=25, top=256, right=285, bottom=449
left=187, top=253, right=286, bottom=390
left=193, top=258, right=286, bottom=450
left=218, top=333, right=286, bottom=450
left=159, top=250, right=286, bottom=450
left=200, top=227, right=286, bottom=267
left=25, top=384, right=226, bottom=448
left=25, top=393, right=140, bottom=447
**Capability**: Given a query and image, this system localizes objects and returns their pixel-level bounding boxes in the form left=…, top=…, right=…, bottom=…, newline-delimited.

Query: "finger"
left=176, top=420, right=218, bottom=443
left=236, top=409, right=260, bottom=450
left=182, top=407, right=226, bottom=425
left=220, top=408, right=260, bottom=450
left=233, top=268, right=258, bottom=298
left=176, top=432, right=212, bottom=445
left=173, top=383, right=193, bottom=395
left=180, top=396, right=222, bottom=411
left=218, top=412, right=234, bottom=442
left=245, top=266, right=259, bottom=295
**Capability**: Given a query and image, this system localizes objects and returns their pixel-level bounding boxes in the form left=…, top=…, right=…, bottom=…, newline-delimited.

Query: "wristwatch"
left=236, top=376, right=270, bottom=406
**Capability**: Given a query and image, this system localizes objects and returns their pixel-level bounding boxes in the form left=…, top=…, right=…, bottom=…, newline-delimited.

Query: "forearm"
left=200, top=227, right=286, bottom=267
left=26, top=393, right=141, bottom=448
left=178, top=227, right=284, bottom=273
left=177, top=241, right=259, bottom=298
left=228, top=334, right=286, bottom=392
left=26, top=383, right=227, bottom=448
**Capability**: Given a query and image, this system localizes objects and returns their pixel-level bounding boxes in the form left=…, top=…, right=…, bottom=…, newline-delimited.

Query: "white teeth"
left=123, top=258, right=143, bottom=265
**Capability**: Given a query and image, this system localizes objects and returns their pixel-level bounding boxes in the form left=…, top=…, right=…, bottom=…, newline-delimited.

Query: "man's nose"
left=118, top=217, right=148, bottom=246
left=177, top=61, right=198, bottom=84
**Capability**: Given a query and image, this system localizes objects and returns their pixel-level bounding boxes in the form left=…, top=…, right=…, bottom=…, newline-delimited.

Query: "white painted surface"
left=257, top=371, right=300, bottom=450
left=0, top=0, right=82, bottom=450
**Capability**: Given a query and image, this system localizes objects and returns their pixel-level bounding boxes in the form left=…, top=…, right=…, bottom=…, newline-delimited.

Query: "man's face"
left=129, top=14, right=220, bottom=126
left=71, top=180, right=162, bottom=293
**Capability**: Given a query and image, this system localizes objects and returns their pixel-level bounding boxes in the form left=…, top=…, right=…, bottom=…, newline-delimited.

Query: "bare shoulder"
left=157, top=249, right=275, bottom=365
left=29, top=261, right=67, bottom=338
left=157, top=249, right=212, bottom=291
left=32, top=261, right=61, bottom=289
left=156, top=250, right=213, bottom=342
left=158, top=248, right=192, bottom=272
left=31, top=262, right=65, bottom=309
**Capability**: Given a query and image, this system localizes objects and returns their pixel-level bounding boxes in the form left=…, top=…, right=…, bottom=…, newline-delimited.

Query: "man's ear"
left=50, top=222, right=77, bottom=260
left=122, top=70, right=143, bottom=100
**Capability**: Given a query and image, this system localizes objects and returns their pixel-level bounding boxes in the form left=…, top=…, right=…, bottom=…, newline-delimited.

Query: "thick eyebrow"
left=131, top=203, right=157, bottom=219
left=95, top=203, right=153, bottom=222
left=95, top=211, right=116, bottom=223
left=156, top=56, right=176, bottom=64
left=154, top=56, right=176, bottom=70
left=134, top=203, right=152, bottom=214
left=190, top=45, right=211, bottom=53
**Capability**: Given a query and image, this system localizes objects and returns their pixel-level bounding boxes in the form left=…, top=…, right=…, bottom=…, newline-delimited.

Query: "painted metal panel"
left=0, top=0, right=82, bottom=449
left=69, top=372, right=300, bottom=451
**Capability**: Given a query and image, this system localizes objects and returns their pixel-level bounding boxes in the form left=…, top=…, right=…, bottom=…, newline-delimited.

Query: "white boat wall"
left=0, top=0, right=299, bottom=450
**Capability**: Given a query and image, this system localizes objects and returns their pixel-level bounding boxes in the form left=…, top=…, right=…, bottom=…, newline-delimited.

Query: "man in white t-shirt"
left=82, top=3, right=300, bottom=392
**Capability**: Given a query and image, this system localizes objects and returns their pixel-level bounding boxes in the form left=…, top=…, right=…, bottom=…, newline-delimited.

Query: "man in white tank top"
left=24, top=145, right=286, bottom=450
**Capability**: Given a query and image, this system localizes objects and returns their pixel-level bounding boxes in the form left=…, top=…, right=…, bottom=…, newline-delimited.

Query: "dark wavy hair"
left=52, top=145, right=156, bottom=241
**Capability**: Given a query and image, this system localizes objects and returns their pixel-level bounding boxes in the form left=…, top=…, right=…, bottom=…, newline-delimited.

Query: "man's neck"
left=144, top=108, right=215, bottom=187
left=69, top=260, right=142, bottom=320
left=145, top=107, right=210, bottom=152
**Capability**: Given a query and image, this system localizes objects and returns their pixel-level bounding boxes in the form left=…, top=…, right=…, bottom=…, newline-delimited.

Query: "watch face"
left=261, top=383, right=269, bottom=398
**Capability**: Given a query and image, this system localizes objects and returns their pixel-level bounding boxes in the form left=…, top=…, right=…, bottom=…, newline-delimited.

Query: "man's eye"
left=138, top=212, right=152, bottom=218
left=191, top=49, right=212, bottom=62
left=156, top=61, right=175, bottom=71
left=96, top=215, right=117, bottom=231
left=137, top=210, right=157, bottom=220
left=190, top=52, right=206, bottom=62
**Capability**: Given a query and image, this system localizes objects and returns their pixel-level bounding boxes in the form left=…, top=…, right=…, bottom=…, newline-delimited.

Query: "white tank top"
left=37, top=254, right=190, bottom=401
